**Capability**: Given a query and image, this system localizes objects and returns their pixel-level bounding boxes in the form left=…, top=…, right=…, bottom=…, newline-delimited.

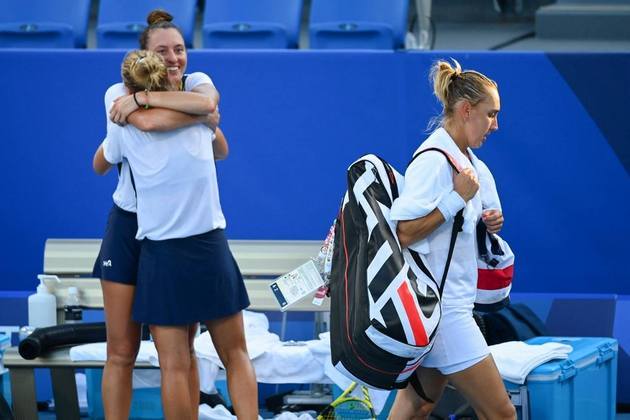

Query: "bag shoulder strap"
left=406, top=147, right=464, bottom=295
left=409, top=147, right=463, bottom=173
left=437, top=209, right=464, bottom=295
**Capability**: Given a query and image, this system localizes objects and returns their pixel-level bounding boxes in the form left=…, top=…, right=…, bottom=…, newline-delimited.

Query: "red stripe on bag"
left=397, top=282, right=429, bottom=346
left=477, top=265, right=514, bottom=290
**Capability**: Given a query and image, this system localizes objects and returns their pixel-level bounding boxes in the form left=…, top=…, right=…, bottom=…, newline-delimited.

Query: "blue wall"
left=0, top=50, right=628, bottom=294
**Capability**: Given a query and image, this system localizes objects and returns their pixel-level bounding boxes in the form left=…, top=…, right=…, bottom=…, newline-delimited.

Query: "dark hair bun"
left=146, top=9, right=173, bottom=26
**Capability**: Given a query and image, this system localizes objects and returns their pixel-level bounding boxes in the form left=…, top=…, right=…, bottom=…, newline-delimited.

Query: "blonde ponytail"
left=428, top=58, right=497, bottom=129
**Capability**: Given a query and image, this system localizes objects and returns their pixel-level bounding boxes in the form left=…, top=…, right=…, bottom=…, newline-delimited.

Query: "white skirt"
left=422, top=306, right=489, bottom=375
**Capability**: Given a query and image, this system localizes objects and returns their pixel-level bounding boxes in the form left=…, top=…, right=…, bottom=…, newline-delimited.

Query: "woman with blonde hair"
left=388, top=59, right=515, bottom=420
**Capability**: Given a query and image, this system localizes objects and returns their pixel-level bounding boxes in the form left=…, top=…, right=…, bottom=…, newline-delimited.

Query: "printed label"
left=269, top=260, right=325, bottom=311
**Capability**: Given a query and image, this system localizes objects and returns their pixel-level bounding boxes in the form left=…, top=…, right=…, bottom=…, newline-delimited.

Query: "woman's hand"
left=109, top=94, right=140, bottom=126
left=203, top=109, right=220, bottom=131
left=482, top=209, right=503, bottom=234
left=453, top=168, right=479, bottom=202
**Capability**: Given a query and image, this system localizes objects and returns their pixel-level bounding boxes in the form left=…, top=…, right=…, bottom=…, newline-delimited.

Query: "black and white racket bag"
left=329, top=151, right=463, bottom=390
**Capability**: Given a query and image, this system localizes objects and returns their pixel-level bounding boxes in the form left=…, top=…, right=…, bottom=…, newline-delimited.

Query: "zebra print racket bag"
left=329, top=151, right=463, bottom=390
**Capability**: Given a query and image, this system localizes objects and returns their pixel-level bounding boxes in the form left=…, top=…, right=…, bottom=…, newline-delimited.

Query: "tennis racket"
left=317, top=382, right=376, bottom=420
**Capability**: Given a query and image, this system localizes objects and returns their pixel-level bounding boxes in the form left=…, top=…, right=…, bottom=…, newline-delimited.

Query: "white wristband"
left=437, top=190, right=466, bottom=222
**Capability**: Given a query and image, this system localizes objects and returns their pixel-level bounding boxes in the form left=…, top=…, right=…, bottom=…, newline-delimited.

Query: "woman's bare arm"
left=213, top=127, right=229, bottom=160
left=396, top=209, right=445, bottom=248
left=93, top=143, right=112, bottom=175
left=111, top=82, right=220, bottom=126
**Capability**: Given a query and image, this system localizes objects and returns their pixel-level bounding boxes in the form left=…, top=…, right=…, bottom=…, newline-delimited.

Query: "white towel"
left=68, top=328, right=321, bottom=388
left=194, top=329, right=280, bottom=368
left=68, top=313, right=337, bottom=395
left=70, top=341, right=162, bottom=388
left=197, top=358, right=221, bottom=394
left=193, top=310, right=281, bottom=368
left=273, top=412, right=316, bottom=420
left=252, top=339, right=330, bottom=384
left=490, top=341, right=573, bottom=384
left=197, top=403, right=264, bottom=420
left=198, top=403, right=234, bottom=419
left=69, top=340, right=158, bottom=364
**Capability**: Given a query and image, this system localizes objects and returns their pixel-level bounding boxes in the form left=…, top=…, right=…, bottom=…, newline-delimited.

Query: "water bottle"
left=64, top=286, right=83, bottom=324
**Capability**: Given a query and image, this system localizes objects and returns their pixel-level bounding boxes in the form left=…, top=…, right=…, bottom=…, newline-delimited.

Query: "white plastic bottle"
left=27, top=275, right=58, bottom=328
left=64, top=286, right=83, bottom=324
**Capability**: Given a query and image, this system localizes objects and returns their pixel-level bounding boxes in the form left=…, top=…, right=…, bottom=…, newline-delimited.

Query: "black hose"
left=18, top=322, right=107, bottom=360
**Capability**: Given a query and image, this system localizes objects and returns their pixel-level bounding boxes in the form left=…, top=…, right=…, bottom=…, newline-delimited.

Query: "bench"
left=4, top=238, right=329, bottom=420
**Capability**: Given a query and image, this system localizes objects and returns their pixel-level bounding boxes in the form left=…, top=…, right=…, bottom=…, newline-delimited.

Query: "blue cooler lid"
left=0, top=334, right=9, bottom=350
left=524, top=337, right=618, bottom=382
left=0, top=333, right=10, bottom=374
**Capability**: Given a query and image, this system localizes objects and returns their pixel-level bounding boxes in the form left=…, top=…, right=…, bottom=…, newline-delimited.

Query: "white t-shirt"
left=390, top=127, right=486, bottom=309
left=107, top=72, right=215, bottom=213
left=102, top=76, right=226, bottom=241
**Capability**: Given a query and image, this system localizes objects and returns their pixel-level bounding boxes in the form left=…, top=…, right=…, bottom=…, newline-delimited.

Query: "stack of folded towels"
left=490, top=341, right=573, bottom=384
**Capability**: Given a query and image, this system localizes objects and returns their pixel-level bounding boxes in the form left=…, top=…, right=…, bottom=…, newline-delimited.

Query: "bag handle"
left=476, top=220, right=505, bottom=267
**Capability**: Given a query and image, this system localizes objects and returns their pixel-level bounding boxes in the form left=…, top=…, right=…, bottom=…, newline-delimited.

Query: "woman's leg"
left=388, top=367, right=448, bottom=420
left=204, top=312, right=258, bottom=420
left=101, top=280, right=141, bottom=420
left=150, top=324, right=194, bottom=420
left=188, top=323, right=200, bottom=420
left=447, top=355, right=516, bottom=420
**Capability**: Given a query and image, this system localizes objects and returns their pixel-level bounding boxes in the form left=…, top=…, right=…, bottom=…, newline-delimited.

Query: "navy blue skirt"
left=92, top=205, right=140, bottom=285
left=133, top=229, right=250, bottom=325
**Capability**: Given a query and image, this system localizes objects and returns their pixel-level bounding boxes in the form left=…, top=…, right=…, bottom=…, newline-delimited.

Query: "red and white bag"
left=474, top=221, right=515, bottom=312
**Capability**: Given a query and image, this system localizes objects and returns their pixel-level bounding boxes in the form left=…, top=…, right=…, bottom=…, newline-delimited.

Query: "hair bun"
left=122, top=49, right=168, bottom=93
left=146, top=9, right=173, bottom=26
